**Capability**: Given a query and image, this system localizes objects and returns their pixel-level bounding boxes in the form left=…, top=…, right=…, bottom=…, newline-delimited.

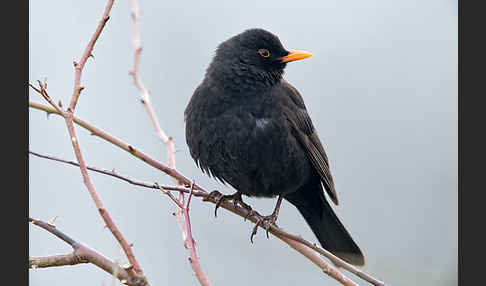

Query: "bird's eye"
left=258, top=49, right=270, bottom=58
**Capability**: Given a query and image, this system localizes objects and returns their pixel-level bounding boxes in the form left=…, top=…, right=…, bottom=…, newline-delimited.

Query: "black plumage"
left=184, top=28, right=364, bottom=266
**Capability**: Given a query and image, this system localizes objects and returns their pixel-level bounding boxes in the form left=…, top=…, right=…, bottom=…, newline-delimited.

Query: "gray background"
left=29, top=0, right=457, bottom=285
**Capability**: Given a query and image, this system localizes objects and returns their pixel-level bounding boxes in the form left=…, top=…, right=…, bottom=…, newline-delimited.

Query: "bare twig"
left=280, top=238, right=358, bottom=286
left=30, top=253, right=89, bottom=268
left=29, top=218, right=147, bottom=286
left=29, top=150, right=188, bottom=192
left=29, top=82, right=64, bottom=115
left=28, top=144, right=385, bottom=286
left=68, top=0, right=115, bottom=111
left=127, top=2, right=211, bottom=284
left=66, top=83, right=146, bottom=279
left=129, top=0, right=176, bottom=170
left=156, top=183, right=184, bottom=208
left=174, top=183, right=212, bottom=286
left=30, top=0, right=147, bottom=281
left=30, top=99, right=189, bottom=186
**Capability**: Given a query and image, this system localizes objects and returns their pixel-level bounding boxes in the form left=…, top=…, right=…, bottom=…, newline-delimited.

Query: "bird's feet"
left=249, top=195, right=284, bottom=243
left=204, top=190, right=253, bottom=218
left=250, top=211, right=279, bottom=243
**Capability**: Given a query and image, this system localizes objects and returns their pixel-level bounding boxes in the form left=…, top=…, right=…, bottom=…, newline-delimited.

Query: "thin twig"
left=30, top=101, right=385, bottom=285
left=128, top=2, right=210, bottom=284
left=29, top=82, right=64, bottom=115
left=30, top=0, right=146, bottom=280
left=28, top=144, right=385, bottom=286
left=68, top=0, right=115, bottom=111
left=29, top=150, right=187, bottom=192
left=66, top=83, right=146, bottom=278
left=30, top=99, right=189, bottom=186
left=281, top=237, right=358, bottom=286
left=129, top=0, right=176, bottom=170
left=155, top=183, right=184, bottom=208
left=29, top=218, right=146, bottom=286
left=180, top=183, right=212, bottom=286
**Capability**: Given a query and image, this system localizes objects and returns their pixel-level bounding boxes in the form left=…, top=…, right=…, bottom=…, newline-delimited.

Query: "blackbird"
left=185, top=28, right=364, bottom=266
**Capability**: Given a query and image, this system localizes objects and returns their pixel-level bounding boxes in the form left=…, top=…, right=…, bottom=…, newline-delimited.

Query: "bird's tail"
left=284, top=183, right=365, bottom=266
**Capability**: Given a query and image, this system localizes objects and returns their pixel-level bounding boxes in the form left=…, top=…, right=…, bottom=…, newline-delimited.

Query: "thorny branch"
left=29, top=217, right=147, bottom=286
left=31, top=150, right=357, bottom=286
left=30, top=100, right=189, bottom=186
left=68, top=0, right=115, bottom=111
left=28, top=136, right=385, bottom=286
left=32, top=146, right=211, bottom=286
left=172, top=183, right=212, bottom=286
left=29, top=150, right=186, bottom=192
left=128, top=1, right=210, bottom=284
left=30, top=0, right=147, bottom=283
left=129, top=0, right=176, bottom=170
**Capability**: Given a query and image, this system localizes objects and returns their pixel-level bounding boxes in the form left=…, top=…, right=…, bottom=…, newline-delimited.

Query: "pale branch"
left=173, top=183, right=212, bottom=286
left=155, top=183, right=185, bottom=208
left=30, top=99, right=192, bottom=188
left=68, top=0, right=115, bottom=111
left=29, top=217, right=77, bottom=246
left=31, top=82, right=145, bottom=279
left=127, top=1, right=209, bottom=283
left=66, top=93, right=144, bottom=276
left=29, top=81, right=64, bottom=115
left=30, top=253, right=88, bottom=268
left=30, top=149, right=210, bottom=284
left=29, top=218, right=147, bottom=286
left=28, top=147, right=385, bottom=286
left=29, top=150, right=187, bottom=192
left=29, top=148, right=204, bottom=203
left=30, top=0, right=146, bottom=279
left=201, top=196, right=381, bottom=286
left=279, top=238, right=358, bottom=286
left=129, top=0, right=176, bottom=170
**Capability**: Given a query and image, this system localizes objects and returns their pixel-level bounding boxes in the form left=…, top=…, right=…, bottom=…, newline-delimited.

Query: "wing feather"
left=279, top=81, right=339, bottom=205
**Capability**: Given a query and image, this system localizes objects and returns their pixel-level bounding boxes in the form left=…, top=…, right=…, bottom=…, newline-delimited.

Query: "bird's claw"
left=203, top=190, right=223, bottom=202
left=243, top=209, right=257, bottom=221
left=206, top=191, right=248, bottom=218
left=214, top=195, right=227, bottom=218
left=250, top=213, right=278, bottom=243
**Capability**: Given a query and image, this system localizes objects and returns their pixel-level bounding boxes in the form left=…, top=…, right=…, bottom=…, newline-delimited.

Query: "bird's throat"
left=207, top=60, right=284, bottom=94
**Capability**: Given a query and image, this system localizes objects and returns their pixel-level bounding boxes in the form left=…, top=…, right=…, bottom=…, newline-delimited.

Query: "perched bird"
left=185, top=28, right=364, bottom=266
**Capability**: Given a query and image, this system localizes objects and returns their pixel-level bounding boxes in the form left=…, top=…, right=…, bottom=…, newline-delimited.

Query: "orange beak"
left=279, top=50, right=313, bottom=63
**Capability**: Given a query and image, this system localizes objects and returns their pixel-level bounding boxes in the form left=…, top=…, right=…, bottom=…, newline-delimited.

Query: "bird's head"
left=207, top=29, right=312, bottom=90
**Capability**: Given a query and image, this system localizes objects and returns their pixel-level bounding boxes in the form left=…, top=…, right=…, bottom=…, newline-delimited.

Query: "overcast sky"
left=29, top=1, right=457, bottom=285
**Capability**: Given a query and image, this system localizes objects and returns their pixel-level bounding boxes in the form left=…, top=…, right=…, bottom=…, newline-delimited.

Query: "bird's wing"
left=278, top=81, right=339, bottom=205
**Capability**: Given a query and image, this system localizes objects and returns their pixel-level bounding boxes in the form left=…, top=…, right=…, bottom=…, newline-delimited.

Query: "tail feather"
left=284, top=183, right=365, bottom=266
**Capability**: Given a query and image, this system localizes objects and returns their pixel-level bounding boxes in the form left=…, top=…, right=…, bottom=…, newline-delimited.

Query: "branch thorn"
left=122, top=263, right=133, bottom=270
left=48, top=215, right=58, bottom=227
